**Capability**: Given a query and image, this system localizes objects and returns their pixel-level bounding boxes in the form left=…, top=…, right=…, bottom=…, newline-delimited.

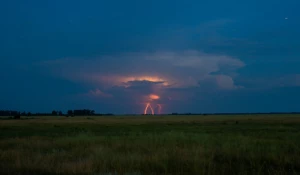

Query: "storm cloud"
left=36, top=50, right=246, bottom=113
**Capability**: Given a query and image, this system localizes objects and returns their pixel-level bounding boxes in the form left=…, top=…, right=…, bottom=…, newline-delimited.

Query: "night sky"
left=1, top=0, right=300, bottom=114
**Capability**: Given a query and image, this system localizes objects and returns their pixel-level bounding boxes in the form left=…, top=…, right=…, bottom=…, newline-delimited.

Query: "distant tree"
left=67, top=110, right=73, bottom=116
left=27, top=112, right=32, bottom=116
left=73, top=109, right=95, bottom=116
left=58, top=111, right=63, bottom=116
left=52, top=110, right=58, bottom=116
left=21, top=111, right=26, bottom=116
left=91, top=110, right=95, bottom=115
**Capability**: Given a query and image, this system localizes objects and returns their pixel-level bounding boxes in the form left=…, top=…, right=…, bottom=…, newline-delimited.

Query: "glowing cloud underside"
left=149, top=94, right=160, bottom=100
left=95, top=75, right=171, bottom=87
left=123, top=76, right=169, bottom=86
left=143, top=94, right=162, bottom=115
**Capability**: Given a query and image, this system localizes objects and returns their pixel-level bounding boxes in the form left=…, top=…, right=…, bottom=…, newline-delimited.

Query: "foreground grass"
left=1, top=115, right=300, bottom=174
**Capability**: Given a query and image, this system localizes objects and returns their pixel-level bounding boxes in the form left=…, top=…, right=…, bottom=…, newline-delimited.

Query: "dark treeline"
left=168, top=112, right=300, bottom=115
left=67, top=109, right=95, bottom=116
left=0, top=110, right=21, bottom=116
left=1, top=110, right=300, bottom=117
left=0, top=110, right=114, bottom=117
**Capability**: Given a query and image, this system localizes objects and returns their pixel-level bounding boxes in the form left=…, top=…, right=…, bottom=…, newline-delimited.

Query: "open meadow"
left=1, top=114, right=300, bottom=175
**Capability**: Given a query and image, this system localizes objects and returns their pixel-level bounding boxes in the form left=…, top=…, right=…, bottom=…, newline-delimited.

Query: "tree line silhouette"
left=0, top=110, right=114, bottom=118
left=1, top=110, right=300, bottom=119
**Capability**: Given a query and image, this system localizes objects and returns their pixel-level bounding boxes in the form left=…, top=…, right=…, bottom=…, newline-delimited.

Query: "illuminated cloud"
left=38, top=50, right=245, bottom=113
left=89, top=75, right=171, bottom=87
left=149, top=94, right=160, bottom=100
left=39, top=50, right=244, bottom=88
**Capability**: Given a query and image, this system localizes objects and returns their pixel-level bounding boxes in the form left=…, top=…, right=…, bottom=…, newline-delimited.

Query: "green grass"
left=1, top=115, right=300, bottom=174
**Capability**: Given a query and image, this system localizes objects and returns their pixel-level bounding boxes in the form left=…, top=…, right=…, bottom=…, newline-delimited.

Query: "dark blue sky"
left=1, top=0, right=300, bottom=114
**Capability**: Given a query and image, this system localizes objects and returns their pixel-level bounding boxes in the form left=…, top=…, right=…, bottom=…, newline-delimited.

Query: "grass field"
left=1, top=114, right=300, bottom=175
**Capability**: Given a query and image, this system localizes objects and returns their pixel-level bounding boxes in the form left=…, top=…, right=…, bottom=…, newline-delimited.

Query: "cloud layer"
left=37, top=50, right=246, bottom=113
left=40, top=50, right=244, bottom=87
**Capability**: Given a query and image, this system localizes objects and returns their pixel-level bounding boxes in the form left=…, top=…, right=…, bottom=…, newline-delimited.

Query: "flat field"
left=1, top=115, right=300, bottom=175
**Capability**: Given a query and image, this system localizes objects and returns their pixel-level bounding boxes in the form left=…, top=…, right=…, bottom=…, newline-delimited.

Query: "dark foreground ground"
left=1, top=115, right=300, bottom=175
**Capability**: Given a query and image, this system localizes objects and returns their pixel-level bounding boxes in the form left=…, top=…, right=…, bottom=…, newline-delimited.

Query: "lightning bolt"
left=144, top=103, right=154, bottom=115
left=149, top=104, right=154, bottom=115
left=157, top=104, right=162, bottom=114
left=144, top=103, right=150, bottom=115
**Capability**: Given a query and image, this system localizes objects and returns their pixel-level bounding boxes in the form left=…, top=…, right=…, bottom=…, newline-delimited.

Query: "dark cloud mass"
left=36, top=50, right=247, bottom=113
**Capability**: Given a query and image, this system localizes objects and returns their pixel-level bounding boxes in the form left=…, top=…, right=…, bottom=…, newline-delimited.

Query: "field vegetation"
left=1, top=115, right=300, bottom=174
